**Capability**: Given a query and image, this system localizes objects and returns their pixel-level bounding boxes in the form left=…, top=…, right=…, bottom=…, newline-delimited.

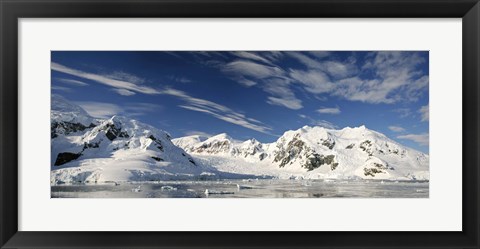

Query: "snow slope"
left=51, top=95, right=428, bottom=183
left=173, top=126, right=429, bottom=180
left=50, top=95, right=218, bottom=184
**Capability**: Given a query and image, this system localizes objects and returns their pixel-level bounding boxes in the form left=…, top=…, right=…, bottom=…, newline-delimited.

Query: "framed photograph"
left=1, top=0, right=479, bottom=248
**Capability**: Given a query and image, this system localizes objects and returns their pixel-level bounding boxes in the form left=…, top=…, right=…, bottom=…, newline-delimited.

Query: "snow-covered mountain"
left=51, top=95, right=428, bottom=183
left=50, top=95, right=214, bottom=184
left=173, top=126, right=429, bottom=180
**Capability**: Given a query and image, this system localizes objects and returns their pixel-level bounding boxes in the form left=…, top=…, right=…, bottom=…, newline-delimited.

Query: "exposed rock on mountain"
left=173, top=125, right=429, bottom=180
left=50, top=95, right=212, bottom=184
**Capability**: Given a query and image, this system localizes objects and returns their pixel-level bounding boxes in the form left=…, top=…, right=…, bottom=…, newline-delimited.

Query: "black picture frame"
left=1, top=0, right=479, bottom=248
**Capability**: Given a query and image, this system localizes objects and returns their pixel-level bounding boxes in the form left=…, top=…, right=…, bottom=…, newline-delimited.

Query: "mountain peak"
left=207, top=133, right=232, bottom=141
left=173, top=123, right=429, bottom=180
left=51, top=94, right=89, bottom=116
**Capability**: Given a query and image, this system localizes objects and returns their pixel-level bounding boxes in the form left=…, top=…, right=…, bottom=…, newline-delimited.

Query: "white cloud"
left=313, top=120, right=338, bottom=129
left=296, top=114, right=337, bottom=129
left=287, top=52, right=322, bottom=69
left=106, top=71, right=146, bottom=85
left=113, top=88, right=136, bottom=96
left=354, top=51, right=428, bottom=103
left=57, top=78, right=89, bottom=86
left=211, top=51, right=429, bottom=110
left=287, top=52, right=356, bottom=79
left=222, top=60, right=285, bottom=80
left=51, top=62, right=160, bottom=95
left=238, top=78, right=257, bottom=87
left=317, top=107, right=341, bottom=114
left=406, top=76, right=429, bottom=101
left=321, top=61, right=354, bottom=79
left=287, top=51, right=428, bottom=104
left=161, top=88, right=272, bottom=134
left=74, top=101, right=122, bottom=119
left=262, top=78, right=303, bottom=110
left=231, top=52, right=273, bottom=65
left=262, top=51, right=284, bottom=62
left=308, top=51, right=330, bottom=58
left=419, top=104, right=429, bottom=122
left=216, top=56, right=304, bottom=110
left=388, top=126, right=405, bottom=132
left=266, top=96, right=303, bottom=110
left=51, top=85, right=72, bottom=92
left=184, top=130, right=214, bottom=138
left=179, top=105, right=271, bottom=134
left=289, top=69, right=335, bottom=94
left=124, top=103, right=163, bottom=116
left=332, top=77, right=391, bottom=104
left=74, top=101, right=162, bottom=119
left=397, top=133, right=429, bottom=146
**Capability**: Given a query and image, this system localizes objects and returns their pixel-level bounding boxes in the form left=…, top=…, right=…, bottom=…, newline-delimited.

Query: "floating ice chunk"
left=236, top=184, right=253, bottom=190
left=132, top=186, right=142, bottom=192
left=200, top=172, right=215, bottom=176
left=205, top=189, right=234, bottom=195
left=161, top=186, right=177, bottom=191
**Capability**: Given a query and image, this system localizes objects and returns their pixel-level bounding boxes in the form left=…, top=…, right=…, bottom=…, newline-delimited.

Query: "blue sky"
left=51, top=51, right=429, bottom=153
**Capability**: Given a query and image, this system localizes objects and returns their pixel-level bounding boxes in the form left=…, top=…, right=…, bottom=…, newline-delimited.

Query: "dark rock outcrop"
left=54, top=152, right=82, bottom=166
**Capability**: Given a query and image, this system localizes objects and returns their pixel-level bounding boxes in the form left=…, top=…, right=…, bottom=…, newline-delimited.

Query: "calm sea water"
left=51, top=179, right=429, bottom=198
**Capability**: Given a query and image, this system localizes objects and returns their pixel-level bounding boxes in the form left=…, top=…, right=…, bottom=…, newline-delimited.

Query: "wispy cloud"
left=397, top=133, right=429, bottom=146
left=51, top=62, right=160, bottom=95
left=317, top=107, right=341, bottom=115
left=184, top=130, right=214, bottom=138
left=75, top=101, right=122, bottom=119
left=266, top=97, right=302, bottom=110
left=313, top=120, right=338, bottom=129
left=220, top=59, right=303, bottom=109
left=161, top=88, right=272, bottom=134
left=262, top=51, right=284, bottom=62
left=74, top=101, right=163, bottom=119
left=351, top=51, right=428, bottom=104
left=113, top=88, right=136, bottom=96
left=124, top=103, right=163, bottom=117
left=287, top=51, right=356, bottom=79
left=308, top=51, right=330, bottom=58
left=388, top=126, right=405, bottom=132
left=298, top=114, right=337, bottom=129
left=263, top=78, right=303, bottom=110
left=222, top=60, right=285, bottom=81
left=198, top=51, right=428, bottom=109
left=106, top=71, right=146, bottom=85
left=289, top=69, right=334, bottom=94
left=57, top=78, right=89, bottom=86
left=230, top=52, right=273, bottom=65
left=288, top=51, right=428, bottom=104
left=419, top=104, right=429, bottom=122
left=52, top=85, right=72, bottom=92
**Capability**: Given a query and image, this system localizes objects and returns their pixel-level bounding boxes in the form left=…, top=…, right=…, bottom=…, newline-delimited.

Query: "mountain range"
left=51, top=95, right=429, bottom=184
